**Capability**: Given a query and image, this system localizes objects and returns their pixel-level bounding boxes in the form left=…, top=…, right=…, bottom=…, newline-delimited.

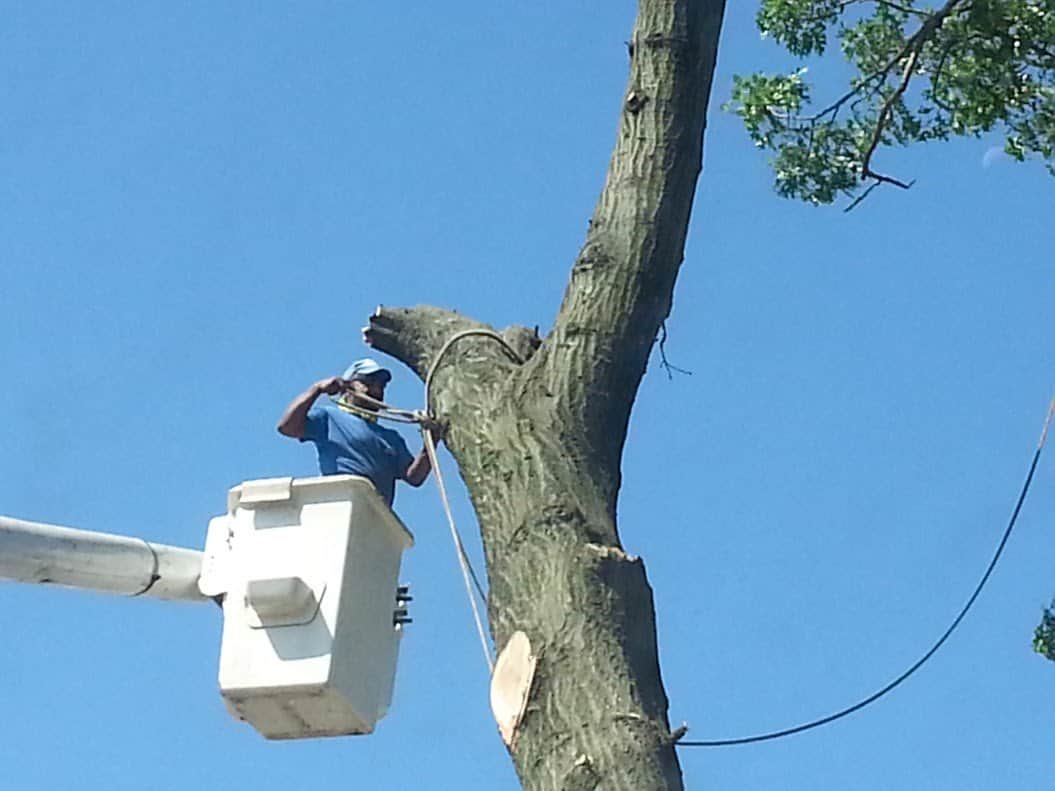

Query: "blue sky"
left=2, top=3, right=1052, bottom=789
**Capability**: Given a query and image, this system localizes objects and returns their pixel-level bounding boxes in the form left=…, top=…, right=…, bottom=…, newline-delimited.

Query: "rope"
left=340, top=329, right=524, bottom=672
left=415, top=330, right=525, bottom=672
left=422, top=427, right=494, bottom=672
left=677, top=397, right=1055, bottom=748
left=341, top=391, right=495, bottom=670
left=335, top=392, right=420, bottom=423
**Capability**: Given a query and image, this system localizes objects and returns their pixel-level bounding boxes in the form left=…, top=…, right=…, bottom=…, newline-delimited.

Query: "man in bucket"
left=278, top=358, right=439, bottom=507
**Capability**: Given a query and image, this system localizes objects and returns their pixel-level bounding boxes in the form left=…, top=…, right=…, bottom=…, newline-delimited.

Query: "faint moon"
left=982, top=146, right=1007, bottom=168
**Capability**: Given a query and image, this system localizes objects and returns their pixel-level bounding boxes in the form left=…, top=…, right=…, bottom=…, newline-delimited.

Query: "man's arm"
left=277, top=377, right=345, bottom=439
left=403, top=423, right=445, bottom=487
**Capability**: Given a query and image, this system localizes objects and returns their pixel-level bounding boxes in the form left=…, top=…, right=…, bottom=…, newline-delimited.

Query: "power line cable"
left=677, top=398, right=1055, bottom=748
left=356, top=338, right=1053, bottom=744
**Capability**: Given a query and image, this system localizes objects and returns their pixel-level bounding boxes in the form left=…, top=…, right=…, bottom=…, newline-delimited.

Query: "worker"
left=277, top=358, right=439, bottom=507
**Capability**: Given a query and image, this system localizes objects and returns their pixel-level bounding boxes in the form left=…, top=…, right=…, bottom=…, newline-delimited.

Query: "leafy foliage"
left=730, top=0, right=1055, bottom=206
left=1035, top=601, right=1055, bottom=661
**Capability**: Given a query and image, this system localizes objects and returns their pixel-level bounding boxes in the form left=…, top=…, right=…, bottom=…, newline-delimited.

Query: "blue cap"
left=342, top=358, right=392, bottom=383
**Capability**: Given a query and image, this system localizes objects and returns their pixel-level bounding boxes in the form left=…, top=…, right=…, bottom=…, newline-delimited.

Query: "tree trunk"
left=366, top=2, right=725, bottom=788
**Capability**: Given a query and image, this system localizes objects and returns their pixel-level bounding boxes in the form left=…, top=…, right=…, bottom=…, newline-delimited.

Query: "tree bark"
left=366, top=2, right=725, bottom=788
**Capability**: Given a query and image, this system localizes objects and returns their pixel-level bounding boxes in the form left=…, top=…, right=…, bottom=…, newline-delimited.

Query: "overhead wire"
left=351, top=334, right=1053, bottom=746
left=676, top=397, right=1055, bottom=748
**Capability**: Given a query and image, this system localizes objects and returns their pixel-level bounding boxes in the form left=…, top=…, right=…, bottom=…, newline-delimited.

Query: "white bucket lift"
left=200, top=474, right=414, bottom=739
left=0, top=474, right=414, bottom=741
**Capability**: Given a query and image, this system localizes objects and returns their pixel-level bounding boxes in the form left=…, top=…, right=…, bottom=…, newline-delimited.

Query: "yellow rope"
left=333, top=397, right=379, bottom=422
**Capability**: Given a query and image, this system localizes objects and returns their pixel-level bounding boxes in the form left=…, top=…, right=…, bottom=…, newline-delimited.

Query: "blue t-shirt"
left=302, top=400, right=414, bottom=506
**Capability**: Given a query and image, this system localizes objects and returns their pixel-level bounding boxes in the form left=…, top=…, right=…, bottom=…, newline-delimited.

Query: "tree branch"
left=860, top=44, right=924, bottom=183
left=806, top=0, right=966, bottom=128
left=363, top=305, right=540, bottom=424
left=656, top=322, right=692, bottom=380
left=543, top=0, right=725, bottom=472
left=364, top=306, right=538, bottom=375
left=927, top=35, right=961, bottom=113
left=795, top=0, right=930, bottom=26
left=363, top=305, right=482, bottom=379
left=859, top=0, right=967, bottom=182
left=873, top=0, right=931, bottom=18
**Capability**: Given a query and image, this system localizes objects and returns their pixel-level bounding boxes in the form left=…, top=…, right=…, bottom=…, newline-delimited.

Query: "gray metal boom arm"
left=0, top=515, right=207, bottom=602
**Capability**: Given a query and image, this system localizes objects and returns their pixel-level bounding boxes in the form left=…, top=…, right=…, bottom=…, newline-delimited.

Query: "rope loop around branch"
left=423, top=329, right=525, bottom=416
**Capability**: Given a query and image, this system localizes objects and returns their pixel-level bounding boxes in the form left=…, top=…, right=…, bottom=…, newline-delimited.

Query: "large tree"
left=363, top=2, right=1053, bottom=788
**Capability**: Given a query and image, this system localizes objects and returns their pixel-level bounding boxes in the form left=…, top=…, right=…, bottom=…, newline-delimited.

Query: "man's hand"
left=278, top=377, right=345, bottom=439
left=420, top=415, right=448, bottom=445
left=315, top=376, right=349, bottom=396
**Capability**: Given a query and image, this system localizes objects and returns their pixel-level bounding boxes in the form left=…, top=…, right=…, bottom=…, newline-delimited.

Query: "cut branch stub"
left=365, top=305, right=539, bottom=383
left=490, top=630, right=537, bottom=749
left=363, top=305, right=544, bottom=456
left=363, top=305, right=477, bottom=380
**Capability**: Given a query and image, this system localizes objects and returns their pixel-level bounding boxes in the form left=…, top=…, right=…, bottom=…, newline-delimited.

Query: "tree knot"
left=625, top=90, right=649, bottom=114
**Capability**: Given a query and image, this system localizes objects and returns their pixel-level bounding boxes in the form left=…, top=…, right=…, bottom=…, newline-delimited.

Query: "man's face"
left=349, top=375, right=387, bottom=404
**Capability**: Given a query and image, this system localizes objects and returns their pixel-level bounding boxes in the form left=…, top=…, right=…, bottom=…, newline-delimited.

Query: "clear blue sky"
left=2, top=4, right=1052, bottom=789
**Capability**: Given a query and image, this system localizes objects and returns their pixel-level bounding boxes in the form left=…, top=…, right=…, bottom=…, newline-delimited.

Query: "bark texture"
left=366, top=3, right=725, bottom=789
